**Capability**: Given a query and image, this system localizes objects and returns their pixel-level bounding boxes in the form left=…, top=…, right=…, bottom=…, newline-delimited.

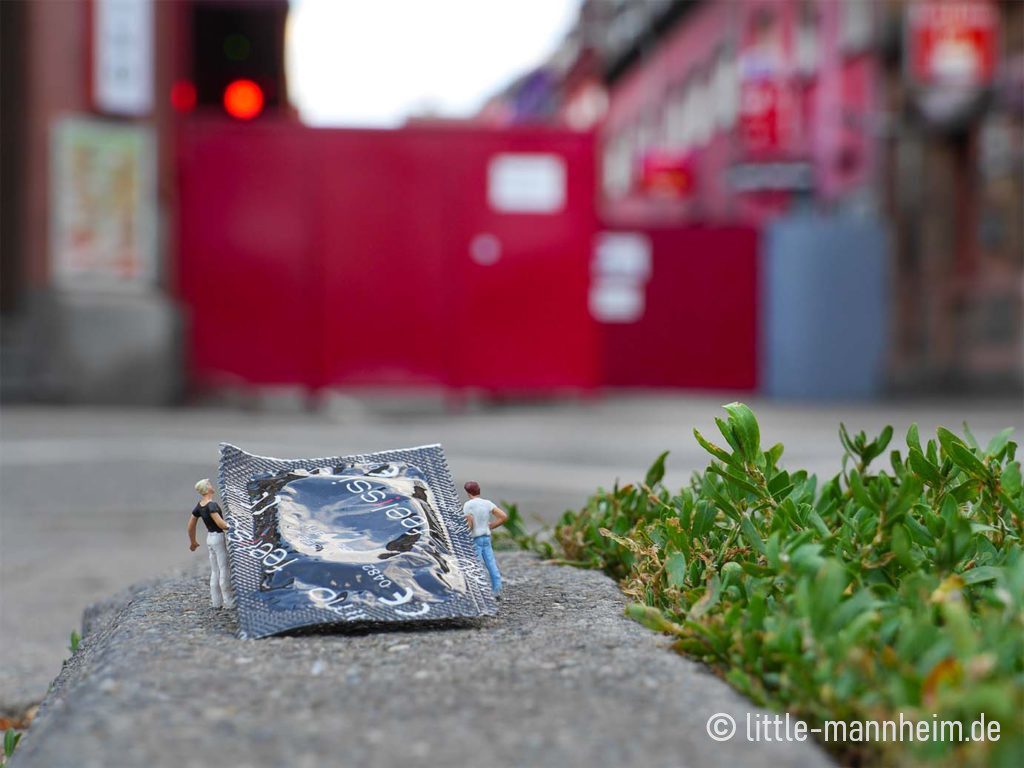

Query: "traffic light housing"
left=190, top=1, right=288, bottom=119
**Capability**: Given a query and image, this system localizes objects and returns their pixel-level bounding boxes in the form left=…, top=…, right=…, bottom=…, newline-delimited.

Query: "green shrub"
left=550, top=403, right=1023, bottom=767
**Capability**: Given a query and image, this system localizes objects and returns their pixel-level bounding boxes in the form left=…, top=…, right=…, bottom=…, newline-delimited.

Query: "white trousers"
left=207, top=532, right=235, bottom=609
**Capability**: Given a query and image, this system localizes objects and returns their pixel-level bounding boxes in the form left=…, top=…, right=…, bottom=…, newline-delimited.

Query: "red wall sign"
left=639, top=151, right=695, bottom=199
left=907, top=1, right=998, bottom=88
left=739, top=78, right=789, bottom=155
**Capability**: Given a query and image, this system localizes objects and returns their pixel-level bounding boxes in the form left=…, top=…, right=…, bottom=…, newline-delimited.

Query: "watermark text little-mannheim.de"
left=705, top=712, right=1001, bottom=744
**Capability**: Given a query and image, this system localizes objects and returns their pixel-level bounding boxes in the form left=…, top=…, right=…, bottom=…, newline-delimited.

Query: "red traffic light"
left=223, top=79, right=264, bottom=120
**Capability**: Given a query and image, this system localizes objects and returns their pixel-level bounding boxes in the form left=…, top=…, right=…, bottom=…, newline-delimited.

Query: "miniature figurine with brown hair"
left=188, top=478, right=235, bottom=609
left=462, top=480, right=508, bottom=596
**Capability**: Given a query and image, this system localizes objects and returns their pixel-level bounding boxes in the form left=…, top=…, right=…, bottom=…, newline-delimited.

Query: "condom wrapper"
left=218, top=443, right=495, bottom=639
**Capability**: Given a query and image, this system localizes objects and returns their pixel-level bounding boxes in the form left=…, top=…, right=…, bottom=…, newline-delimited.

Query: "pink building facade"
left=598, top=0, right=878, bottom=227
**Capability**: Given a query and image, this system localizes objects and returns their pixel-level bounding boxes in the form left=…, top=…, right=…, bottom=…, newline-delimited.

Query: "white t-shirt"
left=463, top=497, right=496, bottom=538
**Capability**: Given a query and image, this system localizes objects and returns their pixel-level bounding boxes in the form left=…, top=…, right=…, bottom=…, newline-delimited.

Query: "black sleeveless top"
left=192, top=501, right=224, bottom=533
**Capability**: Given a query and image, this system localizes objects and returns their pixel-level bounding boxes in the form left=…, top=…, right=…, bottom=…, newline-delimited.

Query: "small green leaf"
left=962, top=421, right=981, bottom=450
left=4, top=729, right=21, bottom=758
left=892, top=524, right=916, bottom=569
left=886, top=475, right=924, bottom=527
left=907, top=423, right=923, bottom=453
left=739, top=515, right=766, bottom=555
left=890, top=449, right=904, bottom=475
left=765, top=532, right=781, bottom=570
left=625, top=603, right=679, bottom=634
left=849, top=470, right=877, bottom=511
left=936, top=427, right=978, bottom=470
left=720, top=560, right=743, bottom=584
left=839, top=423, right=856, bottom=456
left=940, top=601, right=977, bottom=656
left=767, top=470, right=793, bottom=499
left=707, top=464, right=762, bottom=498
left=947, top=441, right=989, bottom=480
left=1002, top=462, right=1022, bottom=495
left=939, top=494, right=960, bottom=524
left=861, top=426, right=894, bottom=467
left=908, top=447, right=943, bottom=486
left=985, top=427, right=1014, bottom=457
left=645, top=451, right=669, bottom=488
left=689, top=575, right=722, bottom=619
left=806, top=508, right=833, bottom=539
left=961, top=566, right=1002, bottom=585
left=723, top=402, right=760, bottom=461
left=715, top=417, right=744, bottom=456
left=693, top=429, right=735, bottom=465
left=664, top=552, right=688, bottom=588
left=811, top=561, right=848, bottom=636
left=703, top=481, right=741, bottom=522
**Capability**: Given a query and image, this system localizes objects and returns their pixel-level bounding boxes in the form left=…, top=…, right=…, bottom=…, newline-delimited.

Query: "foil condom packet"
left=218, top=443, right=496, bottom=639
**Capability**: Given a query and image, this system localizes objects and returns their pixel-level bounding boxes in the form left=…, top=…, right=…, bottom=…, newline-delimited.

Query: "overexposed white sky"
left=286, top=0, right=580, bottom=127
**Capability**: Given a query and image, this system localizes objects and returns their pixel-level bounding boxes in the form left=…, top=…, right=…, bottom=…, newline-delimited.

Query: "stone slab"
left=11, top=553, right=832, bottom=768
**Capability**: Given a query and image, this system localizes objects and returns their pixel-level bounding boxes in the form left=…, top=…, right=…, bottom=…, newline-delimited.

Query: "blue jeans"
left=473, top=535, right=502, bottom=594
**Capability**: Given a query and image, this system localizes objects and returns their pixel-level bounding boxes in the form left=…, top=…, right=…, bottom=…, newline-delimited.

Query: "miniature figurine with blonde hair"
left=188, top=478, right=235, bottom=609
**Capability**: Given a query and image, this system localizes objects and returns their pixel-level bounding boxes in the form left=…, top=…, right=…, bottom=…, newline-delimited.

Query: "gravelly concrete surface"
left=12, top=552, right=831, bottom=768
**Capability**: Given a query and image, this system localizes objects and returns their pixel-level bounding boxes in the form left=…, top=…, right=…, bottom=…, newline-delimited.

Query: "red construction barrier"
left=177, top=121, right=321, bottom=388
left=595, top=226, right=759, bottom=390
left=176, top=120, right=599, bottom=393
left=176, top=120, right=757, bottom=394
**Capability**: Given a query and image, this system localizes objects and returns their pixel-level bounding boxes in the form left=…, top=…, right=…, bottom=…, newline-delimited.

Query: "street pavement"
left=1, top=393, right=1021, bottom=713
left=12, top=553, right=834, bottom=768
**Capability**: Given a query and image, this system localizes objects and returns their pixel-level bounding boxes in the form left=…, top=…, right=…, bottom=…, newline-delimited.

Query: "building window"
left=748, top=6, right=783, bottom=75
left=603, top=130, right=633, bottom=199
left=797, top=0, right=820, bottom=76
left=714, top=49, right=738, bottom=131
left=841, top=0, right=873, bottom=52
left=692, top=71, right=713, bottom=147
left=679, top=78, right=695, bottom=152
left=665, top=82, right=687, bottom=149
left=636, top=107, right=660, bottom=157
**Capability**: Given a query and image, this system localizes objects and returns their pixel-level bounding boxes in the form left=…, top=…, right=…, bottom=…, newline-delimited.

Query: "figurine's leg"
left=212, top=534, right=235, bottom=609
left=475, top=536, right=502, bottom=594
left=207, top=533, right=223, bottom=608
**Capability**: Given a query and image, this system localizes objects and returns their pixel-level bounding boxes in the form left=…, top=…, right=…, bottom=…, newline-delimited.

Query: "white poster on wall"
left=93, top=0, right=154, bottom=116
left=50, top=117, right=157, bottom=291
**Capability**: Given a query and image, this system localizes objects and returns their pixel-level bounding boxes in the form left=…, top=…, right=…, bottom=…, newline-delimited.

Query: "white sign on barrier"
left=589, top=232, right=651, bottom=323
left=488, top=154, right=566, bottom=214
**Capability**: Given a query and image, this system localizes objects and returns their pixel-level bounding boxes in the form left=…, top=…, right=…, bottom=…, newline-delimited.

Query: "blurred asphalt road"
left=1, top=393, right=1021, bottom=712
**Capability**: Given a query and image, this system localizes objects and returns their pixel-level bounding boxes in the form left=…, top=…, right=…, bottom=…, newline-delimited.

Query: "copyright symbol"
left=706, top=712, right=736, bottom=742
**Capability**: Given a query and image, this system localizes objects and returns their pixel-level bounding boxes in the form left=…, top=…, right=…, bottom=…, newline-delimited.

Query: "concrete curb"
left=12, top=552, right=833, bottom=768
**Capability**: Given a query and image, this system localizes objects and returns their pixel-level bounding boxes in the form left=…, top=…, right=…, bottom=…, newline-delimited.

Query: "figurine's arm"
left=464, top=513, right=473, bottom=533
left=210, top=511, right=231, bottom=533
left=488, top=505, right=508, bottom=530
left=188, top=515, right=199, bottom=551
